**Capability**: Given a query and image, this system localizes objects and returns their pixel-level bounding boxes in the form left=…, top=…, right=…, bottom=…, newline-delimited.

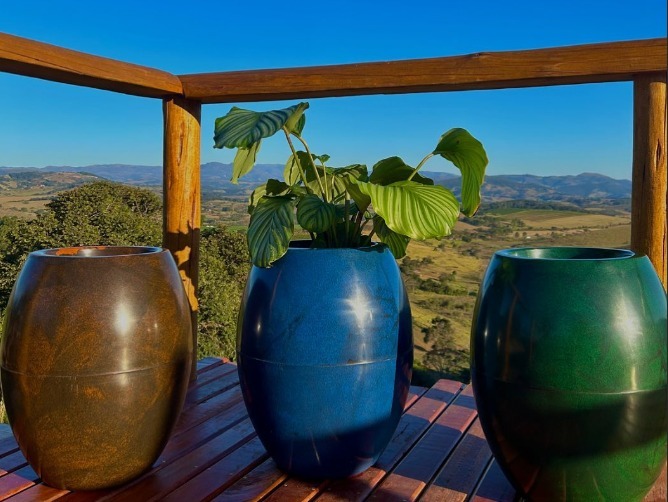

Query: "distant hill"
left=0, top=164, right=631, bottom=203
left=0, top=169, right=102, bottom=192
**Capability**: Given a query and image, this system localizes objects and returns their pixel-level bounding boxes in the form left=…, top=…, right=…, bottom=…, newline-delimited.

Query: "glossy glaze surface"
left=471, top=247, right=667, bottom=501
left=237, top=243, right=413, bottom=479
left=0, top=246, right=193, bottom=490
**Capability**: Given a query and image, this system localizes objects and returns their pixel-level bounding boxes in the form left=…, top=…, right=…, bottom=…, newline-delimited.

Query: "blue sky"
left=0, top=0, right=665, bottom=180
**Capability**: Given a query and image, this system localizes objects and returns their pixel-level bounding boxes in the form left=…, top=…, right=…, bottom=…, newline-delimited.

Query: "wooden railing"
left=1, top=33, right=666, bottom=362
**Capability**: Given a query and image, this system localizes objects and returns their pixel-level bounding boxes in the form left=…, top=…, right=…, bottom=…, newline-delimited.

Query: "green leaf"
left=346, top=183, right=370, bottom=211
left=369, top=157, right=434, bottom=186
left=214, top=102, right=309, bottom=149
left=312, top=153, right=330, bottom=163
left=247, top=196, right=295, bottom=267
left=357, top=180, right=460, bottom=240
left=328, top=164, right=369, bottom=203
left=266, top=179, right=291, bottom=195
left=284, top=150, right=314, bottom=186
left=297, top=195, right=337, bottom=233
left=248, top=184, right=266, bottom=215
left=284, top=103, right=309, bottom=135
left=373, top=216, right=410, bottom=258
left=434, top=128, right=488, bottom=216
left=231, top=141, right=261, bottom=184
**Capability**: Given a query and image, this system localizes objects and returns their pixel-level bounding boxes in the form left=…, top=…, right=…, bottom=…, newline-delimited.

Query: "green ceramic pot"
left=471, top=247, right=667, bottom=501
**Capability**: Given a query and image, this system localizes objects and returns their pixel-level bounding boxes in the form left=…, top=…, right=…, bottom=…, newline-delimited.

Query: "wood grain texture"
left=178, top=39, right=667, bottom=103
left=211, top=459, right=287, bottom=502
left=0, top=370, right=664, bottom=501
left=470, top=460, right=516, bottom=502
left=0, top=32, right=182, bottom=98
left=162, top=97, right=202, bottom=379
left=369, top=386, right=477, bottom=501
left=631, top=72, right=667, bottom=288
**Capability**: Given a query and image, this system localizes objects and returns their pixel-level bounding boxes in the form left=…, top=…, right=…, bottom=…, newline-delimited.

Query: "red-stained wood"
left=171, top=383, right=244, bottom=434
left=645, top=463, right=667, bottom=502
left=316, top=379, right=463, bottom=501
left=369, top=385, right=478, bottom=501
left=178, top=39, right=667, bottom=103
left=2, top=372, right=664, bottom=501
left=420, top=418, right=493, bottom=502
left=196, top=357, right=227, bottom=372
left=0, top=32, right=182, bottom=98
left=471, top=460, right=517, bottom=502
left=4, top=483, right=67, bottom=502
left=0, top=436, right=18, bottom=457
left=0, top=472, right=34, bottom=501
left=262, top=478, right=328, bottom=502
left=211, top=458, right=288, bottom=502
left=107, top=419, right=257, bottom=502
left=161, top=437, right=268, bottom=501
left=183, top=364, right=240, bottom=407
left=157, top=399, right=250, bottom=465
left=0, top=450, right=27, bottom=474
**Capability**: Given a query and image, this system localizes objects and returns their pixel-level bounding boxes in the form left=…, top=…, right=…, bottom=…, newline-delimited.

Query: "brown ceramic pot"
left=0, top=246, right=193, bottom=490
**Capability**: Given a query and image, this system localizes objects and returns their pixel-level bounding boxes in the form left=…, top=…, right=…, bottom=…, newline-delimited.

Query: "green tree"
left=0, top=182, right=163, bottom=312
left=45, top=181, right=162, bottom=246
left=197, top=225, right=250, bottom=360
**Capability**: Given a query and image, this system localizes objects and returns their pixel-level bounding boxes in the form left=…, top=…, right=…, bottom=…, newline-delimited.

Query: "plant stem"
left=295, top=135, right=328, bottom=200
left=283, top=128, right=312, bottom=192
left=344, top=194, right=350, bottom=246
left=407, top=153, right=435, bottom=181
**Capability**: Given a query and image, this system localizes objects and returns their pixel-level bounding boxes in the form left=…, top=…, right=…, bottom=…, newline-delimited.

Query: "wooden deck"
left=0, top=358, right=665, bottom=501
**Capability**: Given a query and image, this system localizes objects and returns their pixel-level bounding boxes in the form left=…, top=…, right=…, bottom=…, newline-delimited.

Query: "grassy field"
left=403, top=208, right=631, bottom=385
left=0, top=191, right=52, bottom=218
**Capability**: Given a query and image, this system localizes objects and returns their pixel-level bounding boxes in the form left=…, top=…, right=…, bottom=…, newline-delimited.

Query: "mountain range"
left=0, top=164, right=632, bottom=203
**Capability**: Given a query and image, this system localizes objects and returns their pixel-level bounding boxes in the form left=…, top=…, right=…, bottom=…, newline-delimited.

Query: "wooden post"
left=163, top=96, right=202, bottom=380
left=632, top=72, right=667, bottom=289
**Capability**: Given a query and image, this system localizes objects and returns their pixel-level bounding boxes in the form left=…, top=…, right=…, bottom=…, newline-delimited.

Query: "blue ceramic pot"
left=471, top=247, right=667, bottom=501
left=236, top=242, right=413, bottom=479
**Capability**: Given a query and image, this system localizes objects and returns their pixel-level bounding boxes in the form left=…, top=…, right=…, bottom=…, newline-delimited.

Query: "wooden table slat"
left=471, top=459, right=517, bottom=502
left=0, top=437, right=19, bottom=459
left=314, top=379, right=464, bottom=502
left=419, top=418, right=493, bottom=502
left=161, top=437, right=269, bottom=501
left=1, top=362, right=665, bottom=501
left=369, top=385, right=477, bottom=501
left=0, top=473, right=34, bottom=501
left=210, top=458, right=287, bottom=502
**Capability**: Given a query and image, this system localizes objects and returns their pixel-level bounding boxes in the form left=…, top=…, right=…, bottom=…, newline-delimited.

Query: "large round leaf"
left=247, top=195, right=295, bottom=267
left=297, top=194, right=336, bottom=233
left=369, top=157, right=434, bottom=186
left=248, top=179, right=291, bottom=214
left=373, top=216, right=410, bottom=258
left=214, top=102, right=309, bottom=149
left=357, top=180, right=460, bottom=240
left=434, top=128, right=488, bottom=216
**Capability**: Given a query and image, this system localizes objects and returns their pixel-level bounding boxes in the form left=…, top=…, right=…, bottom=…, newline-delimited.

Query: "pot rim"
left=495, top=246, right=635, bottom=261
left=30, top=246, right=164, bottom=258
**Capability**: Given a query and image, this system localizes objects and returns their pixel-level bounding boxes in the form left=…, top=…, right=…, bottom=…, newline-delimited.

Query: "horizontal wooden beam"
left=179, top=38, right=668, bottom=103
left=0, top=32, right=183, bottom=98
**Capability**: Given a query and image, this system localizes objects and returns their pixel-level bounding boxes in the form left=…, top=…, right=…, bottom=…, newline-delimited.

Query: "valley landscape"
left=0, top=164, right=632, bottom=384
